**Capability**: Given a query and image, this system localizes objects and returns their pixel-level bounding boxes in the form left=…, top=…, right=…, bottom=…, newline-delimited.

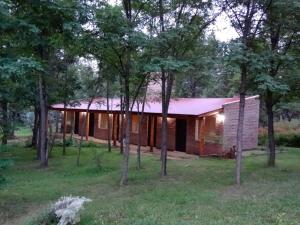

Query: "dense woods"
left=0, top=0, right=299, bottom=187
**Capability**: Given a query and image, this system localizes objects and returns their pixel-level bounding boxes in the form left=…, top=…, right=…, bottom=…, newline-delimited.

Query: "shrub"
left=258, top=131, right=300, bottom=148
left=80, top=141, right=98, bottom=148
left=276, top=133, right=300, bottom=148
left=258, top=120, right=300, bottom=148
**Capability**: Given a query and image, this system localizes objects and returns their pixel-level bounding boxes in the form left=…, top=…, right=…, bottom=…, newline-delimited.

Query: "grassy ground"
left=14, top=126, right=32, bottom=137
left=0, top=142, right=299, bottom=225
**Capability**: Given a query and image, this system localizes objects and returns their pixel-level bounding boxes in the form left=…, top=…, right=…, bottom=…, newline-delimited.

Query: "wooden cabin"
left=51, top=96, right=260, bottom=156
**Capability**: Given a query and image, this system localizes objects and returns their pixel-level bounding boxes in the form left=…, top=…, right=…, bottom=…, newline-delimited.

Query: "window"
left=98, top=113, right=108, bottom=129
left=132, top=115, right=139, bottom=134
left=195, top=119, right=200, bottom=141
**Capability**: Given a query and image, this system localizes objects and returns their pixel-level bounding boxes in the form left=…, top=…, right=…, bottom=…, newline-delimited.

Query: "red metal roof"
left=51, top=96, right=257, bottom=116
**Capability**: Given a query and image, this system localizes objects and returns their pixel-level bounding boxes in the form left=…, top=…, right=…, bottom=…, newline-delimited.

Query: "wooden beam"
left=86, top=112, right=89, bottom=141
left=199, top=117, right=206, bottom=156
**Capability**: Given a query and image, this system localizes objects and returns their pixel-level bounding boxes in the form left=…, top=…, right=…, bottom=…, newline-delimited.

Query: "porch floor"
left=71, top=134, right=198, bottom=160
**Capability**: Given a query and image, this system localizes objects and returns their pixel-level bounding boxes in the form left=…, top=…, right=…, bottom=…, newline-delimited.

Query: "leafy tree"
left=253, top=0, right=300, bottom=166
left=223, top=0, right=270, bottom=184
left=143, top=0, right=216, bottom=176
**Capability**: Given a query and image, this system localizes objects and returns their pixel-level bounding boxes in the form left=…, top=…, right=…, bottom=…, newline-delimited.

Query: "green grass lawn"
left=14, top=126, right=32, bottom=137
left=0, top=143, right=299, bottom=225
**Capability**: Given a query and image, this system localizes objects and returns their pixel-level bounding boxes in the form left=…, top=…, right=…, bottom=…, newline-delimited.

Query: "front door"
left=176, top=119, right=187, bottom=152
left=89, top=113, right=95, bottom=137
left=74, top=112, right=79, bottom=134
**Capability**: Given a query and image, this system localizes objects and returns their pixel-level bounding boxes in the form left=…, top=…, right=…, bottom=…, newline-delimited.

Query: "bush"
left=276, top=133, right=300, bottom=148
left=258, top=120, right=300, bottom=148
left=258, top=131, right=300, bottom=148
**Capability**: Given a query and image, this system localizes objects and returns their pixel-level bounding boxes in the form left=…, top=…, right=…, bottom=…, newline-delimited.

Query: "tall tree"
left=223, top=0, right=271, bottom=184
left=254, top=0, right=300, bottom=166
left=144, top=0, right=215, bottom=176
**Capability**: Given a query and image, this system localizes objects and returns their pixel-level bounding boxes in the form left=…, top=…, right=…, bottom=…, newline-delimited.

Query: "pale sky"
left=210, top=12, right=238, bottom=42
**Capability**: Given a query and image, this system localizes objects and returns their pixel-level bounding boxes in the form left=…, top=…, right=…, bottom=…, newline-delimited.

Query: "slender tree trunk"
left=55, top=111, right=59, bottom=133
left=266, top=89, right=276, bottom=166
left=120, top=78, right=131, bottom=185
left=77, top=79, right=101, bottom=166
left=120, top=93, right=124, bottom=154
left=62, top=103, right=67, bottom=155
left=69, top=113, right=75, bottom=141
left=77, top=106, right=92, bottom=166
left=106, top=80, right=112, bottom=152
left=9, top=111, right=15, bottom=138
left=32, top=105, right=39, bottom=147
left=160, top=71, right=174, bottom=176
left=1, top=100, right=9, bottom=145
left=235, top=64, right=246, bottom=185
left=38, top=74, right=48, bottom=168
left=136, top=86, right=147, bottom=170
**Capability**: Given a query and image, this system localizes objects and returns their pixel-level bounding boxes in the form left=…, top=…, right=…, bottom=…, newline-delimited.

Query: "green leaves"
left=0, top=57, right=43, bottom=78
left=255, top=74, right=289, bottom=94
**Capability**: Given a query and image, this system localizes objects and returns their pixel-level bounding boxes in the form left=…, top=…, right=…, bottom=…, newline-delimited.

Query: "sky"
left=209, top=12, right=238, bottom=42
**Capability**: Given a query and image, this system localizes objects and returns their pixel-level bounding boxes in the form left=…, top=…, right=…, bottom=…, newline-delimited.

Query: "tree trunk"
left=235, top=64, right=246, bottom=185
left=106, top=80, right=112, bottom=152
left=120, top=78, right=131, bottom=185
left=1, top=100, right=9, bottom=145
left=55, top=111, right=59, bottom=133
left=136, top=86, right=147, bottom=169
left=38, top=74, right=48, bottom=168
left=69, top=113, right=75, bottom=141
left=119, top=93, right=124, bottom=154
left=62, top=103, right=67, bottom=155
left=32, top=105, right=39, bottom=147
left=266, top=89, right=276, bottom=166
left=77, top=108, right=91, bottom=166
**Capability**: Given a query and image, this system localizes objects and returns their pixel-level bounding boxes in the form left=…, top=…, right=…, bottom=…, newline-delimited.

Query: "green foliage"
left=276, top=133, right=300, bottom=148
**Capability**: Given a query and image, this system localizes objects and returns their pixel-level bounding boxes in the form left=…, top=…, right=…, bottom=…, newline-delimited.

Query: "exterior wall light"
left=216, top=113, right=225, bottom=123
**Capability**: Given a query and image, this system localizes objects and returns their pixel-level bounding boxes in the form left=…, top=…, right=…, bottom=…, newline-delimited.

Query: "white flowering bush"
left=51, top=196, right=92, bottom=225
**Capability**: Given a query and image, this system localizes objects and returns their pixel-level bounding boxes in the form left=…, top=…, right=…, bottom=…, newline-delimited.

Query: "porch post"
left=85, top=112, right=89, bottom=141
left=199, top=117, right=206, bottom=156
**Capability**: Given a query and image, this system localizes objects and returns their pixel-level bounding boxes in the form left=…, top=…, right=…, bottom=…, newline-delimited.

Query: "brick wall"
left=223, top=96, right=260, bottom=150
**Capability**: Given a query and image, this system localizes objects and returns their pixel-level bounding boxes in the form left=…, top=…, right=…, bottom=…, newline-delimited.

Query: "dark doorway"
left=176, top=119, right=187, bottom=152
left=89, top=113, right=95, bottom=137
left=74, top=112, right=79, bottom=134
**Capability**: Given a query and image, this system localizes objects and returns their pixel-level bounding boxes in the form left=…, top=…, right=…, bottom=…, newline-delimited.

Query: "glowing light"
left=216, top=113, right=225, bottom=123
